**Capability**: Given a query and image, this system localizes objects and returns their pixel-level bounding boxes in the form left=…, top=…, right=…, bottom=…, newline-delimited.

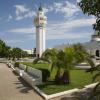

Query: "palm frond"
left=33, top=58, right=42, bottom=64
left=85, top=57, right=95, bottom=68
left=88, top=82, right=100, bottom=100
left=87, top=64, right=100, bottom=73
left=93, top=72, right=100, bottom=81
left=33, top=57, right=50, bottom=64
left=96, top=64, right=100, bottom=70
left=51, top=62, right=56, bottom=72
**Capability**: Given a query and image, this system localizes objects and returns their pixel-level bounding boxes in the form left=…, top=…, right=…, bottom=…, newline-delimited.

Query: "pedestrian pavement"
left=0, top=63, right=43, bottom=100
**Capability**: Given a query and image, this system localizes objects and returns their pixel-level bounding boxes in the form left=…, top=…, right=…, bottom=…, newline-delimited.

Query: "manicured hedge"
left=14, top=62, right=19, bottom=67
left=39, top=68, right=50, bottom=82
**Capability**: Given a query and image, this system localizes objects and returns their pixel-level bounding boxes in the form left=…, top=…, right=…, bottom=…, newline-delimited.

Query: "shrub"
left=39, top=68, right=50, bottom=82
left=14, top=62, right=19, bottom=67
left=25, top=66, right=28, bottom=72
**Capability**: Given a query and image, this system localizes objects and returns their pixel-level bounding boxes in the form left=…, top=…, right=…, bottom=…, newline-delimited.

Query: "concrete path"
left=0, top=63, right=43, bottom=100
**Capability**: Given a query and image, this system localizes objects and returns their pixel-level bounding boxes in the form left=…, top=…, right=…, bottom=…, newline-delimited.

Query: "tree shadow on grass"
left=14, top=77, right=33, bottom=94
left=37, top=80, right=55, bottom=89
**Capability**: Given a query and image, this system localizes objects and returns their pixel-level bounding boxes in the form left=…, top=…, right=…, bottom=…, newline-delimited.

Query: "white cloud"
left=46, top=18, right=95, bottom=40
left=7, top=1, right=80, bottom=21
left=43, top=6, right=53, bottom=14
left=14, top=5, right=29, bottom=16
left=64, top=18, right=96, bottom=29
left=14, top=5, right=35, bottom=20
left=7, top=14, right=13, bottom=21
left=53, top=1, right=80, bottom=18
left=76, top=0, right=81, bottom=3
left=7, top=17, right=95, bottom=40
left=43, top=8, right=49, bottom=13
left=7, top=27, right=35, bottom=34
left=47, top=18, right=96, bottom=32
left=46, top=31, right=87, bottom=40
left=7, top=39, right=25, bottom=44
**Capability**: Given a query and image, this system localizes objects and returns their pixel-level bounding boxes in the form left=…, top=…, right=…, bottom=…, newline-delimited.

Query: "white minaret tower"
left=34, top=5, right=47, bottom=58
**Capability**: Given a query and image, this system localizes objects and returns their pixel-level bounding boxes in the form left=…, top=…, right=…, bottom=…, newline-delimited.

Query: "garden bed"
left=21, top=62, right=97, bottom=95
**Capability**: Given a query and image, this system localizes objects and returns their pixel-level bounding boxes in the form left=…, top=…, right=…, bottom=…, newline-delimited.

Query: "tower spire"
left=38, top=2, right=43, bottom=11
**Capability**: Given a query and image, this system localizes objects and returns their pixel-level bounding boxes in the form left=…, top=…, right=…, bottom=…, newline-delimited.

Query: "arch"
left=95, top=50, right=99, bottom=57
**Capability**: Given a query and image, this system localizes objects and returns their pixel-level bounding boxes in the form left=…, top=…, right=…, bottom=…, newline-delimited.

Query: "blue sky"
left=0, top=0, right=96, bottom=49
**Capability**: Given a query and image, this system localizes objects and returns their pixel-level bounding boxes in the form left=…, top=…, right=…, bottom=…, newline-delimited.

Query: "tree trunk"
left=55, top=70, right=62, bottom=84
left=62, top=70, right=70, bottom=84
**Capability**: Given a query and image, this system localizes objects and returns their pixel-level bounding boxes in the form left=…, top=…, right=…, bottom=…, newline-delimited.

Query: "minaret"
left=34, top=5, right=47, bottom=58
left=91, top=30, right=100, bottom=41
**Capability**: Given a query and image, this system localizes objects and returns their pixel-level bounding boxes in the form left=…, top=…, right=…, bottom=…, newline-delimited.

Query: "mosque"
left=83, top=31, right=100, bottom=59
left=34, top=5, right=100, bottom=59
left=54, top=31, right=100, bottom=60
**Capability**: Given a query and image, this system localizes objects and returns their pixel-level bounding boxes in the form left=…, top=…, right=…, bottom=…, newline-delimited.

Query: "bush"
left=25, top=66, right=28, bottom=72
left=14, top=62, right=19, bottom=67
left=39, top=68, right=50, bottom=82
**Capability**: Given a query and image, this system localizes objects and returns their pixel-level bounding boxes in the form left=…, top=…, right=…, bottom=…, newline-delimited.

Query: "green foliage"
left=21, top=62, right=98, bottom=95
left=39, top=68, right=50, bottom=82
left=72, top=43, right=88, bottom=63
left=21, top=51, right=28, bottom=58
left=86, top=61, right=100, bottom=99
left=14, top=62, right=19, bottom=67
left=88, top=83, right=100, bottom=100
left=33, top=44, right=88, bottom=84
left=38, top=70, right=96, bottom=95
left=0, top=39, right=11, bottom=57
left=0, top=39, right=28, bottom=58
left=79, top=0, right=100, bottom=33
left=22, top=62, right=50, bottom=70
left=12, top=47, right=22, bottom=60
left=79, top=0, right=100, bottom=16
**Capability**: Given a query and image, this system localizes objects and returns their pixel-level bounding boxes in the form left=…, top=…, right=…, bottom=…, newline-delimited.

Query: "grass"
left=21, top=62, right=98, bottom=95
left=21, top=62, right=50, bottom=70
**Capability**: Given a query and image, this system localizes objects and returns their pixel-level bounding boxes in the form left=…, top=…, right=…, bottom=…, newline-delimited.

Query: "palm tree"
left=34, top=47, right=75, bottom=84
left=72, top=43, right=89, bottom=64
left=34, top=44, right=89, bottom=84
left=33, top=48, right=57, bottom=64
left=61, top=47, right=75, bottom=84
left=12, top=47, right=22, bottom=60
left=86, top=62, right=100, bottom=100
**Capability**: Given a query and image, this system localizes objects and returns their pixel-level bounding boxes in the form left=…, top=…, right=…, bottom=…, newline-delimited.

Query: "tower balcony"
left=92, top=34, right=100, bottom=38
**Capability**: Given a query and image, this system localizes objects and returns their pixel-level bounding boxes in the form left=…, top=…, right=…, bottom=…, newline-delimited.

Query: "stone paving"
left=0, top=63, right=43, bottom=100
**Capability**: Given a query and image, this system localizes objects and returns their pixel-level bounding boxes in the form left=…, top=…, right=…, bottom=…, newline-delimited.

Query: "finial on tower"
left=38, top=3, right=43, bottom=11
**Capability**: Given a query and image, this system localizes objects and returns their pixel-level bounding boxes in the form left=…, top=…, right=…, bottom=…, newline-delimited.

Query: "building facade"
left=54, top=31, right=100, bottom=59
left=83, top=31, right=100, bottom=59
left=34, top=6, right=47, bottom=58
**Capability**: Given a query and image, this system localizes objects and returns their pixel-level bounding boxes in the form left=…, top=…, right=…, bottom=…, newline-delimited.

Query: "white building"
left=83, top=31, right=100, bottom=59
left=34, top=6, right=47, bottom=58
left=54, top=31, right=100, bottom=59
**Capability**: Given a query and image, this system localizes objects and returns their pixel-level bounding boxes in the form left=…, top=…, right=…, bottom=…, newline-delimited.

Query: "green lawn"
left=21, top=62, right=97, bottom=95
left=21, top=62, right=50, bottom=70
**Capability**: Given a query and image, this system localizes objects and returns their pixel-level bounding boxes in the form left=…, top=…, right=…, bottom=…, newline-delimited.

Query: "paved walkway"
left=0, top=63, right=43, bottom=100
